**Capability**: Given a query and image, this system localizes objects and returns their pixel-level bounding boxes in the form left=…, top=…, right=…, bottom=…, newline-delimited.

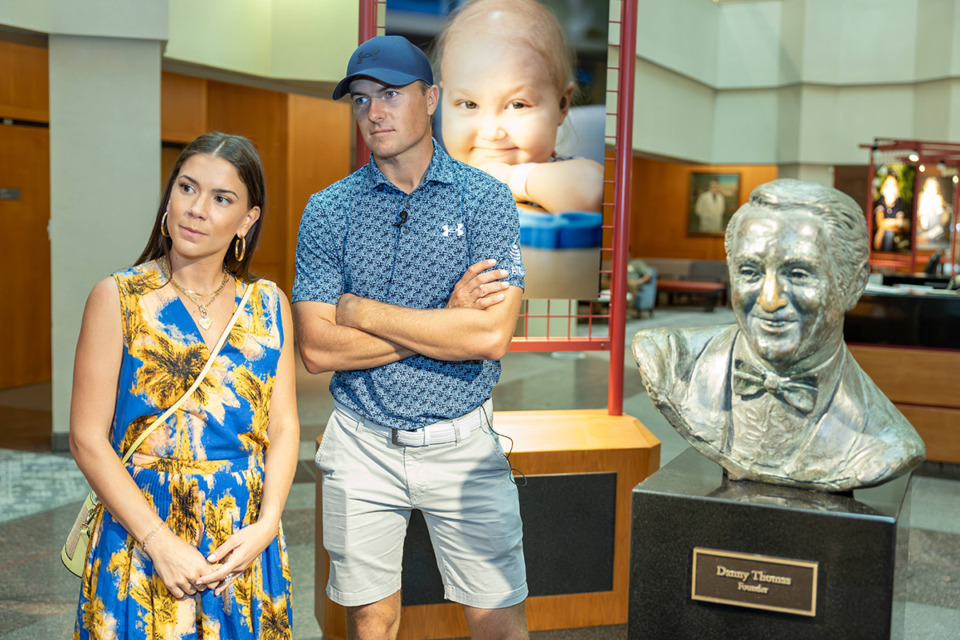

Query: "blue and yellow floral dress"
left=74, top=260, right=292, bottom=640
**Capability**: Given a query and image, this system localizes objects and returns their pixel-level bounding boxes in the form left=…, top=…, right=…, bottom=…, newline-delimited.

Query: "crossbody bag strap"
left=118, top=282, right=255, bottom=465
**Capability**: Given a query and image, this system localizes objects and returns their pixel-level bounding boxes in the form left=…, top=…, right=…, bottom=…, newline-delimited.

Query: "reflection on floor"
left=1, top=308, right=958, bottom=639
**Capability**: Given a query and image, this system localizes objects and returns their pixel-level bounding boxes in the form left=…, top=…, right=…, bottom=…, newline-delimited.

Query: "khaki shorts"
left=316, top=401, right=528, bottom=609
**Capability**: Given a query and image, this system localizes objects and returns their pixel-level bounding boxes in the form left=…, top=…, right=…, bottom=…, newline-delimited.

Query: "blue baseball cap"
left=332, top=35, right=434, bottom=100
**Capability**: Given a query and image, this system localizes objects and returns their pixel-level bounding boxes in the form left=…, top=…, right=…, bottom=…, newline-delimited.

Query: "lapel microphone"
left=395, top=209, right=408, bottom=228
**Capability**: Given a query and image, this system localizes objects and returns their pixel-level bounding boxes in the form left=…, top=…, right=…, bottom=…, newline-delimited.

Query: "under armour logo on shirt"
left=509, top=244, right=525, bottom=276
left=356, top=49, right=379, bottom=64
left=442, top=224, right=465, bottom=237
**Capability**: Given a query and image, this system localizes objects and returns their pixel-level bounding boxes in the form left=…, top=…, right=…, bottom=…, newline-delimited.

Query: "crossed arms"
left=293, top=259, right=522, bottom=373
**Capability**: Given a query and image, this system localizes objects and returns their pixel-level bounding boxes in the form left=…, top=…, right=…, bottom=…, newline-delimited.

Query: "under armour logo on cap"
left=332, top=35, right=434, bottom=100
left=356, top=49, right=379, bottom=64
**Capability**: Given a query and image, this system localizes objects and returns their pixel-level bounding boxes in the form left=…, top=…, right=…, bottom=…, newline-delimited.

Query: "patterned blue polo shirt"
left=293, top=141, right=525, bottom=430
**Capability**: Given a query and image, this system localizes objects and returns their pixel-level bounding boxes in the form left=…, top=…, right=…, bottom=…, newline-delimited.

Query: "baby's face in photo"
left=440, top=36, right=569, bottom=168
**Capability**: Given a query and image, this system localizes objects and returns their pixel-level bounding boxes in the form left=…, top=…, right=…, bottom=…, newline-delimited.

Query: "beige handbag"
left=61, top=283, right=253, bottom=577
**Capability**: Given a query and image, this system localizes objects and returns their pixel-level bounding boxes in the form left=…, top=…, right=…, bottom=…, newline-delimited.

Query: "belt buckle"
left=391, top=428, right=424, bottom=446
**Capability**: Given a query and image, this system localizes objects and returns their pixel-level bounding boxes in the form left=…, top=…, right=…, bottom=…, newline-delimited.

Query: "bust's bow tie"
left=732, top=359, right=818, bottom=414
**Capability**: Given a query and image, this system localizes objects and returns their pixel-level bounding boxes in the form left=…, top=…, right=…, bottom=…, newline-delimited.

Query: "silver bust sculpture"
left=633, top=179, right=926, bottom=492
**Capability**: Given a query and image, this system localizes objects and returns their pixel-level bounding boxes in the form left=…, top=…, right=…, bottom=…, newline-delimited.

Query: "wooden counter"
left=846, top=291, right=960, bottom=464
left=848, top=344, right=960, bottom=465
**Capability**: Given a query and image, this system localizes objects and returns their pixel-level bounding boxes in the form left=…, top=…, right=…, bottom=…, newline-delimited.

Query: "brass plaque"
left=691, top=547, right=818, bottom=617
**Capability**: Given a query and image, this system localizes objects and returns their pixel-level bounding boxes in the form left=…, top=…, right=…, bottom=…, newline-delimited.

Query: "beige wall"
left=48, top=33, right=164, bottom=444
left=165, top=0, right=357, bottom=84
left=633, top=0, right=960, bottom=171
left=0, top=0, right=167, bottom=40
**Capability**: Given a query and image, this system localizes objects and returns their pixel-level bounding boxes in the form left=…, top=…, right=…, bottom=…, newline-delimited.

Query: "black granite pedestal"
left=629, top=448, right=912, bottom=639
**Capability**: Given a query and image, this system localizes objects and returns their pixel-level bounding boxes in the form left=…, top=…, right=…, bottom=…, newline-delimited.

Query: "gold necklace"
left=161, top=260, right=231, bottom=330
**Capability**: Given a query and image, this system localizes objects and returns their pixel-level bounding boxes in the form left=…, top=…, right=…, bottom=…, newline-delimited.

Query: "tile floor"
left=0, top=307, right=958, bottom=639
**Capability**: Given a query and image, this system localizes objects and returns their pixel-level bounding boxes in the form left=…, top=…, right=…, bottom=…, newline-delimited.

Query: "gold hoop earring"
left=161, top=211, right=170, bottom=238
left=234, top=235, right=246, bottom=262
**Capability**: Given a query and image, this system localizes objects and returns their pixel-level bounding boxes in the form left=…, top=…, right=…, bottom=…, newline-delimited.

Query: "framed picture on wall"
left=871, top=164, right=916, bottom=254
left=688, top=172, right=740, bottom=236
left=916, top=173, right=953, bottom=251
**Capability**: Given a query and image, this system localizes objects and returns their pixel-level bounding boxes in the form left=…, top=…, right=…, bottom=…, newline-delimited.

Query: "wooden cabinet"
left=849, top=344, right=960, bottom=465
left=846, top=292, right=960, bottom=464
left=0, top=124, right=51, bottom=388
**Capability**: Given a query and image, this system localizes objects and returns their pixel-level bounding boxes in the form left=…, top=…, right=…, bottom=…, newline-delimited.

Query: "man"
left=633, top=179, right=925, bottom=492
left=292, top=35, right=528, bottom=639
left=694, top=179, right=726, bottom=232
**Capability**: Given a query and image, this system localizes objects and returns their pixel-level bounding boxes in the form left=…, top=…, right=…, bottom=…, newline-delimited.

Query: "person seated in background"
left=629, top=258, right=654, bottom=288
left=435, top=0, right=603, bottom=214
left=594, top=258, right=655, bottom=318
left=626, top=259, right=656, bottom=318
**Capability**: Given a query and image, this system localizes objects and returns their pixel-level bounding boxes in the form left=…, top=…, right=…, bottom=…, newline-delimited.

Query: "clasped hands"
left=143, top=519, right=276, bottom=600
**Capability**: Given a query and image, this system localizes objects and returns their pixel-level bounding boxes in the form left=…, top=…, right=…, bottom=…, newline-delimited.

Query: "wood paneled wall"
left=629, top=156, right=778, bottom=261
left=0, top=41, right=50, bottom=388
left=285, top=94, right=352, bottom=291
left=0, top=40, right=48, bottom=122
left=160, top=73, right=207, bottom=144
left=0, top=125, right=51, bottom=388
left=207, top=80, right=292, bottom=291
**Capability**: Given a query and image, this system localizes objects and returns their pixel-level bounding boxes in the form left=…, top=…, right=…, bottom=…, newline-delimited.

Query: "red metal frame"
left=356, top=0, right=638, bottom=414
left=354, top=1, right=381, bottom=170
left=860, top=138, right=960, bottom=274
left=606, top=0, right=638, bottom=415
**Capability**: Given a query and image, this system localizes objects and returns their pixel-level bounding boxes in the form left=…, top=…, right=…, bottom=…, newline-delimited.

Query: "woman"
left=70, top=132, right=299, bottom=639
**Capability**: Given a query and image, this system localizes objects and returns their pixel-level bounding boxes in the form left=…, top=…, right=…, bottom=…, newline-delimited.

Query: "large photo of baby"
left=388, top=0, right=609, bottom=299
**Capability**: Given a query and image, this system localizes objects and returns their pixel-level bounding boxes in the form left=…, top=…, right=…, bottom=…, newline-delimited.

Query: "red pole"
left=911, top=159, right=920, bottom=273
left=866, top=146, right=875, bottom=266
left=354, top=0, right=377, bottom=171
left=607, top=0, right=638, bottom=416
left=953, top=171, right=959, bottom=276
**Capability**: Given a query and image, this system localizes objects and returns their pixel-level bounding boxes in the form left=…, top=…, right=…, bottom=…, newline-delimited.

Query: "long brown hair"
left=136, top=132, right=266, bottom=282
